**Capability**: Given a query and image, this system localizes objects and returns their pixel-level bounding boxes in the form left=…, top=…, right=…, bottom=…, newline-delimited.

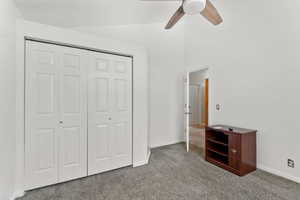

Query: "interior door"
left=88, top=52, right=132, bottom=175
left=58, top=46, right=87, bottom=182
left=25, top=41, right=60, bottom=190
left=184, top=72, right=190, bottom=152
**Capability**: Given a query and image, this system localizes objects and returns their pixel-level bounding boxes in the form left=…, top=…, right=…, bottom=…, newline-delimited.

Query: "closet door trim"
left=25, top=37, right=133, bottom=58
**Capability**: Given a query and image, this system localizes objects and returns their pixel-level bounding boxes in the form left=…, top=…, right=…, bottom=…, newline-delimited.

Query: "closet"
left=25, top=40, right=132, bottom=190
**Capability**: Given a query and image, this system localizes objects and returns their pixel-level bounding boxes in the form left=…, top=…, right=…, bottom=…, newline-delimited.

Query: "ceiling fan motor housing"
left=183, top=0, right=206, bottom=15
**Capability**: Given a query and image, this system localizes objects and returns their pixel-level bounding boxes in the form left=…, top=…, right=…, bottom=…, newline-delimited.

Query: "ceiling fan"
left=143, top=0, right=223, bottom=29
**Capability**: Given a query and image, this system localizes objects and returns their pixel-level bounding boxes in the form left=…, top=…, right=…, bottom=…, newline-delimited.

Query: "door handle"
left=184, top=112, right=192, bottom=115
left=231, top=149, right=237, bottom=154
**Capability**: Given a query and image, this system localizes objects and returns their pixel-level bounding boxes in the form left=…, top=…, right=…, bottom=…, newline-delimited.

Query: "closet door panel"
left=88, top=53, right=132, bottom=175
left=25, top=41, right=60, bottom=190
left=88, top=54, right=113, bottom=175
left=59, top=47, right=87, bottom=182
left=111, top=121, right=131, bottom=168
left=26, top=41, right=88, bottom=189
left=111, top=57, right=132, bottom=168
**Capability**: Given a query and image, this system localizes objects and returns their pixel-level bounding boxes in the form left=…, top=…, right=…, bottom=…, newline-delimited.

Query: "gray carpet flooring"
left=19, top=143, right=300, bottom=200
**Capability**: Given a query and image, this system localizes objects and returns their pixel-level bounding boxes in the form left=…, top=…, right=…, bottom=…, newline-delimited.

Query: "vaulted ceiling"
left=15, top=0, right=183, bottom=27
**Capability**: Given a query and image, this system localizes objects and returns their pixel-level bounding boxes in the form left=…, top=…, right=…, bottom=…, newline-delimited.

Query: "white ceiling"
left=15, top=0, right=183, bottom=28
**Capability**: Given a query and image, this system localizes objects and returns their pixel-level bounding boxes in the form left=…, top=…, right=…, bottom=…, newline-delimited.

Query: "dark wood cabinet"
left=205, top=125, right=257, bottom=176
left=228, top=133, right=240, bottom=170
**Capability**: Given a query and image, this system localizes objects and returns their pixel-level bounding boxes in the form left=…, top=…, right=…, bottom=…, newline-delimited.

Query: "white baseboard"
left=258, top=165, right=300, bottom=184
left=10, top=190, right=25, bottom=200
left=147, top=150, right=151, bottom=163
left=150, top=140, right=184, bottom=149
left=133, top=160, right=148, bottom=167
left=133, top=150, right=151, bottom=167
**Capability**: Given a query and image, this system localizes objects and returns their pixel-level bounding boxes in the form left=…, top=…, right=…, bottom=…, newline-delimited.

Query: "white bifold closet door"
left=88, top=52, right=132, bottom=175
left=25, top=40, right=133, bottom=190
left=25, top=41, right=87, bottom=190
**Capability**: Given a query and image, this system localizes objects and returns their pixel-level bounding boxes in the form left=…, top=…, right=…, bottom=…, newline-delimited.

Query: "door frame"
left=203, top=79, right=209, bottom=126
left=186, top=68, right=211, bottom=154
left=187, top=67, right=211, bottom=126
left=16, top=22, right=149, bottom=197
left=184, top=72, right=190, bottom=152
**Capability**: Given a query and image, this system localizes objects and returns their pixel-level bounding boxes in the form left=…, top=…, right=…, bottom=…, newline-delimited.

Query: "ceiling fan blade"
left=165, top=6, right=185, bottom=29
left=200, top=0, right=223, bottom=25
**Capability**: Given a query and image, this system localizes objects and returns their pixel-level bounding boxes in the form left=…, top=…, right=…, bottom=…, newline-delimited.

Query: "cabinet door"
left=229, top=134, right=241, bottom=170
left=58, top=46, right=88, bottom=182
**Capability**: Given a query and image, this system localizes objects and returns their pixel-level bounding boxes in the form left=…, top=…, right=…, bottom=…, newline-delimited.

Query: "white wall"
left=75, top=23, right=185, bottom=148
left=16, top=20, right=149, bottom=194
left=185, top=0, right=300, bottom=182
left=0, top=1, right=16, bottom=199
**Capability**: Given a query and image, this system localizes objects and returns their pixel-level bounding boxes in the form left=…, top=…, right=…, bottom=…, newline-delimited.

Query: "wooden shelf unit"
left=205, top=125, right=257, bottom=176
left=207, top=138, right=228, bottom=146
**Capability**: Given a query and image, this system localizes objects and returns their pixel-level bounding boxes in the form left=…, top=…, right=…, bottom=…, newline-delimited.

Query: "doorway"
left=187, top=69, right=209, bottom=156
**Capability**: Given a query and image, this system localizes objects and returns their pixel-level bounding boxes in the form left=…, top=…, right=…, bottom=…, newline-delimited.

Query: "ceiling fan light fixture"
left=183, top=0, right=206, bottom=15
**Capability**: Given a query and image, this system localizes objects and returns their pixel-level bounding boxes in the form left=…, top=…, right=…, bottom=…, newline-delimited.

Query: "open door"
left=184, top=72, right=190, bottom=152
left=204, top=79, right=209, bottom=126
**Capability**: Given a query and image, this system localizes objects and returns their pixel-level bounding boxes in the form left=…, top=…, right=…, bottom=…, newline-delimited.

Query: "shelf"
left=207, top=157, right=228, bottom=167
left=207, top=147, right=228, bottom=157
left=206, top=151, right=229, bottom=165
left=207, top=138, right=228, bottom=146
left=206, top=131, right=228, bottom=144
